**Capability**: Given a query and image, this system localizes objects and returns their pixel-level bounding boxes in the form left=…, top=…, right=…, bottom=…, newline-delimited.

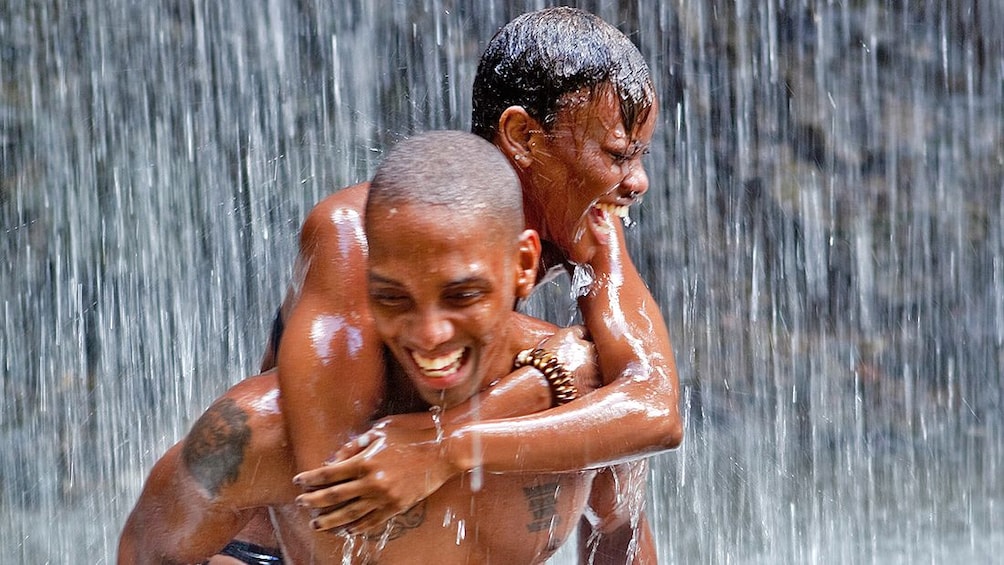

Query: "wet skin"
left=118, top=202, right=608, bottom=564
left=294, top=87, right=678, bottom=561
left=182, top=83, right=677, bottom=557
left=516, top=86, right=657, bottom=266
left=118, top=367, right=600, bottom=564
left=364, top=203, right=541, bottom=410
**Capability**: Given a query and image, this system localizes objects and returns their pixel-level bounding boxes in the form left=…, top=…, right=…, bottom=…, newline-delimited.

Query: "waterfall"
left=2, top=1, right=1002, bottom=562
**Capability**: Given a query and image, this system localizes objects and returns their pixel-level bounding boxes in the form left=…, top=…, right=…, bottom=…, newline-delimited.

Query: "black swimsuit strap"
left=219, top=539, right=283, bottom=565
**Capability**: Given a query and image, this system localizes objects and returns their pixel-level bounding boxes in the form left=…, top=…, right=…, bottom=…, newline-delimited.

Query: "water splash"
left=467, top=393, right=483, bottom=493
left=569, top=262, right=595, bottom=299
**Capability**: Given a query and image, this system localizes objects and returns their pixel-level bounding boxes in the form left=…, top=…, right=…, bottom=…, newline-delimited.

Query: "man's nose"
left=409, top=309, right=454, bottom=350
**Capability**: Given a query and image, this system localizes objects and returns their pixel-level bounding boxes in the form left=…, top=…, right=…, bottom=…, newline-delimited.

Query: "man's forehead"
left=368, top=210, right=504, bottom=254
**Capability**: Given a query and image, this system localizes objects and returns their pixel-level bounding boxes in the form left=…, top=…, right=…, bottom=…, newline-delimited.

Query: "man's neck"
left=376, top=349, right=428, bottom=418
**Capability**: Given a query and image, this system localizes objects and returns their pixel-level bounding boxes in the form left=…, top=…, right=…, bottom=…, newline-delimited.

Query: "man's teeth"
left=412, top=349, right=464, bottom=378
left=595, top=202, right=630, bottom=219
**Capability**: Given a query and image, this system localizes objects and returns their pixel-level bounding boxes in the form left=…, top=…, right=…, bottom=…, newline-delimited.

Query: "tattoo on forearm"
left=181, top=398, right=251, bottom=496
left=523, top=482, right=561, bottom=532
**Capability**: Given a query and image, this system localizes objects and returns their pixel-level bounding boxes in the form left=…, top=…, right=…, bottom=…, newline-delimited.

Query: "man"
left=119, top=131, right=653, bottom=564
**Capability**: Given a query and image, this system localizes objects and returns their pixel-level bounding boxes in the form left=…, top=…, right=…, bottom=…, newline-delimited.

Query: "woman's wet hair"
left=471, top=6, right=655, bottom=140
left=366, top=130, right=524, bottom=234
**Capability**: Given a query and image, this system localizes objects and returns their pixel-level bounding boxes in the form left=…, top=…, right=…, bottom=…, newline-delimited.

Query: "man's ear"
left=515, top=229, right=542, bottom=298
left=497, top=106, right=539, bottom=169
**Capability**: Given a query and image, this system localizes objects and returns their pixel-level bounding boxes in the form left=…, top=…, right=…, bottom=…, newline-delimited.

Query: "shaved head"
left=365, top=130, right=524, bottom=239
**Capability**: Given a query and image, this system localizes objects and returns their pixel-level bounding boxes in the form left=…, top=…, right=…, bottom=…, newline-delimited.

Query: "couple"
left=119, top=7, right=682, bottom=564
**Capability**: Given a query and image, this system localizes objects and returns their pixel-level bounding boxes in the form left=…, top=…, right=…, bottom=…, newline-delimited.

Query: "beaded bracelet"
left=514, top=347, right=579, bottom=406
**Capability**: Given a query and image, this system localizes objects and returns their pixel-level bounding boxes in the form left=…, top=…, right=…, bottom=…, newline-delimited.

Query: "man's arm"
left=119, top=375, right=294, bottom=564
left=119, top=443, right=255, bottom=564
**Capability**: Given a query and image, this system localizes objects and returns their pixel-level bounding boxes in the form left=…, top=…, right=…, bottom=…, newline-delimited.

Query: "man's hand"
left=292, top=415, right=456, bottom=535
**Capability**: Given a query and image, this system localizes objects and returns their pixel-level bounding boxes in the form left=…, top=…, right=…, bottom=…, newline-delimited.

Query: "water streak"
left=2, top=1, right=1002, bottom=563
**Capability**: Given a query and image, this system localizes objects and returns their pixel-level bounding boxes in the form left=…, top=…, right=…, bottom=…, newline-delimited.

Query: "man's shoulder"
left=508, top=312, right=558, bottom=348
left=179, top=372, right=290, bottom=499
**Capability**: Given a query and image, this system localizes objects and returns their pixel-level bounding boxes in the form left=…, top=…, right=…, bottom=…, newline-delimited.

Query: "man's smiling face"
left=365, top=202, right=534, bottom=408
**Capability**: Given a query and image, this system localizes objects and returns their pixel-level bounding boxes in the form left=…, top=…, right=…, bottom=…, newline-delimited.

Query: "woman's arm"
left=294, top=321, right=600, bottom=533
left=275, top=185, right=389, bottom=472
left=441, top=218, right=682, bottom=473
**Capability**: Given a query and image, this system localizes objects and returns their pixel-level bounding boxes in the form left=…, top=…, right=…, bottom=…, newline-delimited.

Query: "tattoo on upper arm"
left=181, top=398, right=251, bottom=497
left=523, top=481, right=561, bottom=532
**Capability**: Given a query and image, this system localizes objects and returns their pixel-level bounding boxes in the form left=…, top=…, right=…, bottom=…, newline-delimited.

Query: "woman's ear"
left=497, top=106, right=539, bottom=169
left=515, top=229, right=542, bottom=297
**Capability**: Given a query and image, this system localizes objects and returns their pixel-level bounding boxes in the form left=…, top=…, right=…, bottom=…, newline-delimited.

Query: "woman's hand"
left=534, top=325, right=602, bottom=392
left=292, top=414, right=457, bottom=535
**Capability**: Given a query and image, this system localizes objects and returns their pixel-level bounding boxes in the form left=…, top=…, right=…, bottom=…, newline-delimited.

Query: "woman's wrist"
left=514, top=347, right=580, bottom=406
left=443, top=425, right=474, bottom=475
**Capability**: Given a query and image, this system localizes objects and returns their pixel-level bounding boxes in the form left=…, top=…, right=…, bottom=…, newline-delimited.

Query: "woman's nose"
left=621, top=160, right=649, bottom=198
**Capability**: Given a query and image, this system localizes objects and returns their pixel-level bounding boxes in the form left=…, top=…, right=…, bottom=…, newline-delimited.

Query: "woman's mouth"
left=594, top=202, right=630, bottom=220
left=588, top=203, right=630, bottom=241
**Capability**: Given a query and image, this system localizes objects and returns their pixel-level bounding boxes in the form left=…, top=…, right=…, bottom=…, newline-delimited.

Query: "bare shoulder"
left=300, top=182, right=370, bottom=244
left=119, top=373, right=293, bottom=562
left=509, top=312, right=558, bottom=350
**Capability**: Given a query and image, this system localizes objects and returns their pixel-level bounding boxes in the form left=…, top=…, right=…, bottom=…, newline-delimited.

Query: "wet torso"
left=272, top=469, right=593, bottom=564
left=272, top=355, right=594, bottom=564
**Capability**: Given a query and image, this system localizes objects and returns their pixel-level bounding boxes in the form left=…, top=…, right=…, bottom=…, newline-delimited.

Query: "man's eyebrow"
left=445, top=276, right=492, bottom=288
left=367, top=272, right=400, bottom=285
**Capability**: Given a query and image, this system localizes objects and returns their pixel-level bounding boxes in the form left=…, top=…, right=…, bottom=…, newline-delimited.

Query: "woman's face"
left=523, top=85, right=657, bottom=265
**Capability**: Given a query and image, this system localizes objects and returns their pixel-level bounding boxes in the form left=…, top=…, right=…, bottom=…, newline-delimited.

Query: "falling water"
left=2, top=1, right=1002, bottom=563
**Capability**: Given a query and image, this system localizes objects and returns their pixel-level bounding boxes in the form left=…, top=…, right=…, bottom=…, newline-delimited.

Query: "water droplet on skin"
left=429, top=405, right=444, bottom=442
